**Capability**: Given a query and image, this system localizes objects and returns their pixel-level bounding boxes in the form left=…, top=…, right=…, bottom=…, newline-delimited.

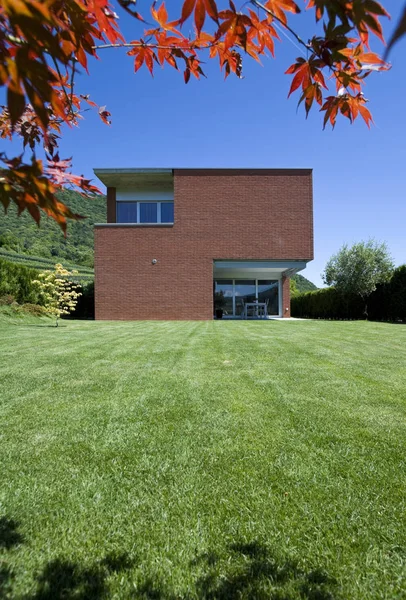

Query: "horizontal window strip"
left=116, top=201, right=174, bottom=224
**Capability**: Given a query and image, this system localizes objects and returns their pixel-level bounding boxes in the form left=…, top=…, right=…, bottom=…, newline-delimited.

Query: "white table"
left=243, top=302, right=267, bottom=319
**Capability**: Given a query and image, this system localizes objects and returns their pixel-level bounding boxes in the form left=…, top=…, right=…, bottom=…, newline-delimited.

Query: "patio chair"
left=240, top=299, right=246, bottom=319
left=258, top=298, right=269, bottom=318
left=245, top=300, right=257, bottom=319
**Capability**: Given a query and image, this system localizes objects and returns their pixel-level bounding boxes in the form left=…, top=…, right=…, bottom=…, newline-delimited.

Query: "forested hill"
left=0, top=190, right=106, bottom=267
left=293, top=273, right=317, bottom=293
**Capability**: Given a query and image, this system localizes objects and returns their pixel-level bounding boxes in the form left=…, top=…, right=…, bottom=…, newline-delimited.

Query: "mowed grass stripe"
left=0, top=317, right=405, bottom=598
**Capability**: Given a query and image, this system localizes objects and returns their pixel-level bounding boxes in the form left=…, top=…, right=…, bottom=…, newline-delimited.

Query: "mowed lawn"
left=0, top=316, right=405, bottom=599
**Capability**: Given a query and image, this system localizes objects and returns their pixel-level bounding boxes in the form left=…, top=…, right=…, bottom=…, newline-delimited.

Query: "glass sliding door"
left=258, top=280, right=279, bottom=315
left=214, top=280, right=234, bottom=317
left=234, top=280, right=256, bottom=316
left=214, top=278, right=280, bottom=317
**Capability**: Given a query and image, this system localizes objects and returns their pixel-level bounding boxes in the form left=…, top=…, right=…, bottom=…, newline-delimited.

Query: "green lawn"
left=0, top=316, right=405, bottom=599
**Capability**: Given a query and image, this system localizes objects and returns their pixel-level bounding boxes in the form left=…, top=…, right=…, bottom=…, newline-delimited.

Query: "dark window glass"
left=258, top=280, right=279, bottom=315
left=234, top=280, right=256, bottom=316
left=161, top=202, right=174, bottom=223
left=214, top=280, right=233, bottom=317
left=140, top=203, right=157, bottom=223
left=117, top=202, right=138, bottom=223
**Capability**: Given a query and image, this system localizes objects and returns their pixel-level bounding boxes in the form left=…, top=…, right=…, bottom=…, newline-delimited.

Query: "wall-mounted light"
left=152, top=259, right=158, bottom=265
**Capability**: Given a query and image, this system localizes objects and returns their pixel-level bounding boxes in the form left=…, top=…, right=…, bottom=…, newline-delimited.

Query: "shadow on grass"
left=18, top=324, right=68, bottom=328
left=0, top=564, right=14, bottom=598
left=0, top=516, right=24, bottom=550
left=2, top=533, right=337, bottom=600
left=128, top=541, right=338, bottom=599
left=0, top=517, right=24, bottom=597
left=26, top=552, right=134, bottom=600
left=191, top=542, right=338, bottom=600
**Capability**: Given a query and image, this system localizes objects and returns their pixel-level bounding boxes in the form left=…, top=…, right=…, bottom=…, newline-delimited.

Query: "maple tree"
left=0, top=0, right=402, bottom=231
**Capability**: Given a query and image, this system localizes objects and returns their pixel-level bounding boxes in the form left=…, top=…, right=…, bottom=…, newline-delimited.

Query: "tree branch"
left=51, top=56, right=75, bottom=118
left=116, top=0, right=146, bottom=21
left=94, top=41, right=211, bottom=51
left=69, top=57, right=76, bottom=111
left=250, top=0, right=310, bottom=50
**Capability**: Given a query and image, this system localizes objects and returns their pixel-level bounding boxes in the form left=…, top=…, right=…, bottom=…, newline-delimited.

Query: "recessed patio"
left=213, top=260, right=308, bottom=318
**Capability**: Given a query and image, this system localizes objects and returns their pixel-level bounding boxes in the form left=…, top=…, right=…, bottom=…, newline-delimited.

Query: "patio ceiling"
left=213, top=260, right=308, bottom=278
left=94, top=168, right=173, bottom=190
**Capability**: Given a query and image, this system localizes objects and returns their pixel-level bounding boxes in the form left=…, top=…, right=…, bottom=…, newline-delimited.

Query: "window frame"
left=213, top=278, right=281, bottom=317
left=116, top=200, right=174, bottom=224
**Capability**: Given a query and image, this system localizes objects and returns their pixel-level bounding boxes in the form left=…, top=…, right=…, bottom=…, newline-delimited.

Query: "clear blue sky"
left=4, top=1, right=406, bottom=286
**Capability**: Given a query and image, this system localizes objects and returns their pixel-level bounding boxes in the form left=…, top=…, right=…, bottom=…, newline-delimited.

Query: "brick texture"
left=106, top=187, right=116, bottom=223
left=282, top=275, right=291, bottom=318
left=95, top=169, right=313, bottom=320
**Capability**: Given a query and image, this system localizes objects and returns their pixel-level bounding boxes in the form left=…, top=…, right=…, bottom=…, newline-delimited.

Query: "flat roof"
left=94, top=168, right=172, bottom=175
left=94, top=168, right=312, bottom=187
left=94, top=169, right=173, bottom=188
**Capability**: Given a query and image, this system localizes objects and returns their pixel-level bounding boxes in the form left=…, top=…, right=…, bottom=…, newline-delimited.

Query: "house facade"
left=94, top=168, right=313, bottom=320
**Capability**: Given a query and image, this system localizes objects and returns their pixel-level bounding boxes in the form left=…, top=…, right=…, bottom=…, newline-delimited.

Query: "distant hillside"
left=292, top=273, right=317, bottom=293
left=0, top=190, right=106, bottom=268
left=0, top=249, right=94, bottom=284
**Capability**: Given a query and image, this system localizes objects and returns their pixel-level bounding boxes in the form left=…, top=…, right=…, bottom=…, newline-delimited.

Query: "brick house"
left=94, top=168, right=313, bottom=320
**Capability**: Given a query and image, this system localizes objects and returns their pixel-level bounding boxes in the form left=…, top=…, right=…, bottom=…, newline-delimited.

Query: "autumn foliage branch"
left=0, top=0, right=399, bottom=230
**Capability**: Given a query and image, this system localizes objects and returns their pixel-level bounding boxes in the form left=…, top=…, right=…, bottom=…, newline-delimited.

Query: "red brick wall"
left=106, top=187, right=116, bottom=223
left=95, top=169, right=313, bottom=320
left=282, top=276, right=291, bottom=318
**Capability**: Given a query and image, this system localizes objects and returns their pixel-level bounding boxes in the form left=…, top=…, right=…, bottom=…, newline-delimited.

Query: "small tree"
left=33, top=264, right=81, bottom=326
left=323, top=240, right=394, bottom=318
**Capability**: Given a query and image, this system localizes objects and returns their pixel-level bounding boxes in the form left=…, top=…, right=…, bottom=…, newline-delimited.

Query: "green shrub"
left=0, top=258, right=43, bottom=305
left=66, top=281, right=95, bottom=319
left=368, top=265, right=406, bottom=322
left=388, top=265, right=406, bottom=321
left=0, top=294, right=16, bottom=305
left=20, top=303, right=48, bottom=317
left=292, top=265, right=406, bottom=322
left=291, top=287, right=364, bottom=320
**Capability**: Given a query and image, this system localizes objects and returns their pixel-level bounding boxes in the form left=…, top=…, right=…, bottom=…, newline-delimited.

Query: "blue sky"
left=4, top=0, right=406, bottom=286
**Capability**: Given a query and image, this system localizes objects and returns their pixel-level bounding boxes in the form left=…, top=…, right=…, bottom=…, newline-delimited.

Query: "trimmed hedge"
left=292, top=265, right=406, bottom=322
left=0, top=258, right=43, bottom=305
left=291, top=287, right=364, bottom=320
left=368, top=265, right=406, bottom=322
left=67, top=281, right=95, bottom=320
